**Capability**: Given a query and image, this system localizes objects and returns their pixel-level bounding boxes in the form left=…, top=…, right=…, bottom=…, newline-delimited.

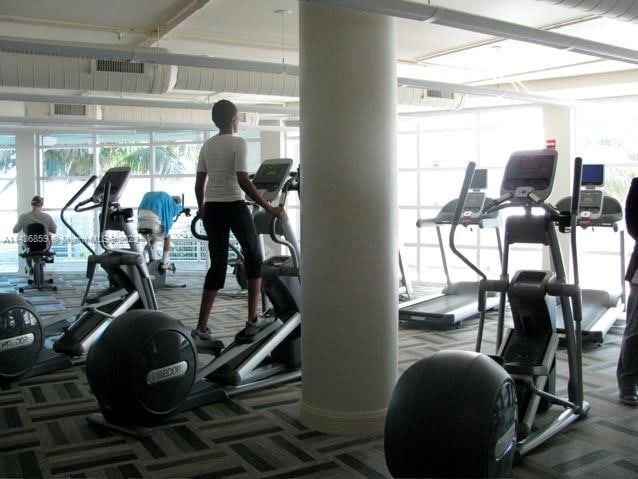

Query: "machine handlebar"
left=60, top=175, right=98, bottom=255
left=449, top=162, right=487, bottom=280
left=451, top=162, right=477, bottom=227
left=190, top=213, right=207, bottom=241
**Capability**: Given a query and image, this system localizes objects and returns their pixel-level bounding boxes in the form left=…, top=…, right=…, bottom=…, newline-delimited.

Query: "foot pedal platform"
left=193, top=338, right=224, bottom=356
left=234, top=320, right=280, bottom=345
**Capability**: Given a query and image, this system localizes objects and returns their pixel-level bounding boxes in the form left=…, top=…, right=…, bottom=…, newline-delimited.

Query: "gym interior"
left=1, top=1, right=638, bottom=477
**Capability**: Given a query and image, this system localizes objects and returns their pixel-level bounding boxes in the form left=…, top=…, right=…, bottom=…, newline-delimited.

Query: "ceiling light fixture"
left=274, top=9, right=292, bottom=64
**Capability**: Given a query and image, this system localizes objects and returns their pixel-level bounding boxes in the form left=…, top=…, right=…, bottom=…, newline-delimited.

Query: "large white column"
left=299, top=3, right=398, bottom=434
left=542, top=105, right=574, bottom=274
left=15, top=131, right=37, bottom=216
left=15, top=131, right=37, bottom=273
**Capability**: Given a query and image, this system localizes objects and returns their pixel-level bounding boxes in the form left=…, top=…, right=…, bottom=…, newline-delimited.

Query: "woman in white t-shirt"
left=193, top=100, right=284, bottom=340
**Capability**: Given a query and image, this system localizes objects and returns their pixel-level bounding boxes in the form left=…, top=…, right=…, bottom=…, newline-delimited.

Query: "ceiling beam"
left=139, top=0, right=211, bottom=48
left=0, top=115, right=299, bottom=132
left=302, top=0, right=638, bottom=65
left=0, top=36, right=300, bottom=75
left=398, top=77, right=577, bottom=105
left=0, top=92, right=298, bottom=115
left=0, top=37, right=575, bottom=105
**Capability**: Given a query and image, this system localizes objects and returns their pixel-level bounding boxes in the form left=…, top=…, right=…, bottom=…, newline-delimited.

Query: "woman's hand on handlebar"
left=268, top=206, right=285, bottom=218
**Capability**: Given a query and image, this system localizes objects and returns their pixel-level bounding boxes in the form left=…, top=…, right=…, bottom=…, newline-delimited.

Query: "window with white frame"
left=36, top=130, right=262, bottom=269
left=0, top=135, right=18, bottom=272
left=574, top=101, right=638, bottom=295
left=399, top=106, right=544, bottom=286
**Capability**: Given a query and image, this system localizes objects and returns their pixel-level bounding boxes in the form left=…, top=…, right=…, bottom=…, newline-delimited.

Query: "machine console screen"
left=93, top=167, right=131, bottom=203
left=464, top=192, right=485, bottom=210
left=581, top=164, right=604, bottom=186
left=470, top=169, right=487, bottom=190
left=502, top=153, right=555, bottom=193
left=253, top=163, right=290, bottom=188
left=579, top=191, right=603, bottom=209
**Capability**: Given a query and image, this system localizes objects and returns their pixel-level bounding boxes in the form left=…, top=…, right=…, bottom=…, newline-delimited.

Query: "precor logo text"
left=0, top=333, right=35, bottom=352
left=146, top=361, right=188, bottom=385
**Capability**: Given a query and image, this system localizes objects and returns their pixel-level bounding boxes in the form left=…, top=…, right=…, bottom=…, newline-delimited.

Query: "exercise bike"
left=0, top=167, right=158, bottom=382
left=85, top=158, right=301, bottom=435
left=138, top=194, right=191, bottom=290
left=384, top=151, right=589, bottom=478
left=18, top=222, right=57, bottom=293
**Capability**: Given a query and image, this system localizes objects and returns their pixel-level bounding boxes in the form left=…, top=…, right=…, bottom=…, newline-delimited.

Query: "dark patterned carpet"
left=1, top=271, right=637, bottom=478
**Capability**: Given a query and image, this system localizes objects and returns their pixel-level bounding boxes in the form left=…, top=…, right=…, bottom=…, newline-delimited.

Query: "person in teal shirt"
left=137, top=192, right=184, bottom=267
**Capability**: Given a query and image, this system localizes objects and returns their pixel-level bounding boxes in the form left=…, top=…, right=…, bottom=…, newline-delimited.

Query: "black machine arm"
left=449, top=162, right=487, bottom=281
left=99, top=182, right=112, bottom=252
left=60, top=175, right=98, bottom=255
left=190, top=213, right=207, bottom=241
left=570, top=157, right=583, bottom=288
left=269, top=172, right=300, bottom=270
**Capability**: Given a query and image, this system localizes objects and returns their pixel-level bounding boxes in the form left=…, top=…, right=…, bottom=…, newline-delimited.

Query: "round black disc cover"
left=0, top=293, right=43, bottom=381
left=87, top=309, right=197, bottom=426
left=384, top=350, right=517, bottom=478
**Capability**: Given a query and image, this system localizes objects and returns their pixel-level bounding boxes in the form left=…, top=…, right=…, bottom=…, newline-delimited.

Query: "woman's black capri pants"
left=202, top=201, right=263, bottom=291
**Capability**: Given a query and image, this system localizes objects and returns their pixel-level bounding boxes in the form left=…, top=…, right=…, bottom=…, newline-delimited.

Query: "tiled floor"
left=1, top=271, right=637, bottom=478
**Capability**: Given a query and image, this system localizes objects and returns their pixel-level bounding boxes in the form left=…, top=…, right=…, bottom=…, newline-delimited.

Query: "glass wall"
left=36, top=130, right=261, bottom=269
left=0, top=135, right=18, bottom=272
left=399, top=106, right=544, bottom=286
left=574, top=100, right=638, bottom=295
left=4, top=103, right=603, bottom=283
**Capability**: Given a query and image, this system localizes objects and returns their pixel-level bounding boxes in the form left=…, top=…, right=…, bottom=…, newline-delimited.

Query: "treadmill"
left=399, top=169, right=503, bottom=328
left=555, top=163, right=625, bottom=343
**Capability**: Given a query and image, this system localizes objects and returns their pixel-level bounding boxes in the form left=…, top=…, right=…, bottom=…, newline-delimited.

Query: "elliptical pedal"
left=192, top=337, right=224, bottom=356
left=234, top=319, right=281, bottom=344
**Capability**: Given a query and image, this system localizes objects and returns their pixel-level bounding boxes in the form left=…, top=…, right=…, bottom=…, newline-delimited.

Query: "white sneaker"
left=244, top=315, right=276, bottom=337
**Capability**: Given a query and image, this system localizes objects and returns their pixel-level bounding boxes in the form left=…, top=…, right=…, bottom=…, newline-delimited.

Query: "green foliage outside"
left=42, top=144, right=195, bottom=178
left=0, top=149, right=16, bottom=174
left=0, top=149, right=16, bottom=195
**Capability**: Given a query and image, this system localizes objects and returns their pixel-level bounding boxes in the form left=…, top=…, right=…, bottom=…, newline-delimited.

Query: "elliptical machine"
left=86, top=158, right=301, bottom=434
left=0, top=167, right=158, bottom=382
left=384, top=151, right=589, bottom=478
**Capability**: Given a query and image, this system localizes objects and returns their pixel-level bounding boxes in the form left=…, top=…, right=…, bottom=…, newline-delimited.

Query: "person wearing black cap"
left=13, top=196, right=57, bottom=274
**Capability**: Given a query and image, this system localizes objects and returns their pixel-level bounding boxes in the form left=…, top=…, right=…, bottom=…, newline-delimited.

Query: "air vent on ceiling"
left=96, top=59, right=145, bottom=74
left=53, top=103, right=87, bottom=116
left=427, top=90, right=455, bottom=100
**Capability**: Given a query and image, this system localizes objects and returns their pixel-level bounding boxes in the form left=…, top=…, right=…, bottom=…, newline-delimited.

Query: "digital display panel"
left=93, top=167, right=131, bottom=203
left=253, top=163, right=289, bottom=186
left=579, top=191, right=602, bottom=208
left=464, top=192, right=485, bottom=208
left=581, top=164, right=604, bottom=186
left=502, top=153, right=556, bottom=192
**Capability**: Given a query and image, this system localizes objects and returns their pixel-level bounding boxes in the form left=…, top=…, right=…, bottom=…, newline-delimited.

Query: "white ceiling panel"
left=0, top=0, right=638, bottom=115
left=0, top=0, right=186, bottom=30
